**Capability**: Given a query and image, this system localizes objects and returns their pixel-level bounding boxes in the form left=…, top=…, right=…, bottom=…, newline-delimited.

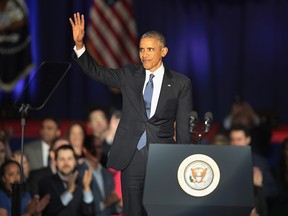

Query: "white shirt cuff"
left=83, top=190, right=93, bottom=203
left=73, top=45, right=86, bottom=58
left=60, top=191, right=73, bottom=206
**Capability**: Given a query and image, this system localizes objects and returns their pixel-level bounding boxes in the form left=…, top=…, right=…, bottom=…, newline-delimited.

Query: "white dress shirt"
left=41, top=141, right=50, bottom=167
left=143, top=64, right=165, bottom=118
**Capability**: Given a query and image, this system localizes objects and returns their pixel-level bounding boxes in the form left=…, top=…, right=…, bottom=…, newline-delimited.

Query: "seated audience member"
left=229, top=125, right=277, bottom=216
left=223, top=99, right=272, bottom=157
left=11, top=151, right=30, bottom=181
left=28, top=137, right=70, bottom=196
left=66, top=122, right=87, bottom=164
left=87, top=108, right=110, bottom=166
left=0, top=160, right=49, bottom=216
left=210, top=133, right=229, bottom=145
left=79, top=138, right=122, bottom=216
left=38, top=145, right=94, bottom=216
left=87, top=108, right=109, bottom=141
left=24, top=117, right=61, bottom=171
left=271, top=138, right=288, bottom=215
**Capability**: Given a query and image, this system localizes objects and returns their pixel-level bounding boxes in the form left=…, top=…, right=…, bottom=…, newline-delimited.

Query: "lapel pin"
left=167, top=84, right=172, bottom=87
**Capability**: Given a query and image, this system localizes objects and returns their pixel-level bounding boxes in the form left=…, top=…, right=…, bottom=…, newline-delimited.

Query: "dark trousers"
left=121, top=146, right=148, bottom=216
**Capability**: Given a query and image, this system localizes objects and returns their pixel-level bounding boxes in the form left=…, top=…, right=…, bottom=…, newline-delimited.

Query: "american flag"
left=86, top=0, right=139, bottom=68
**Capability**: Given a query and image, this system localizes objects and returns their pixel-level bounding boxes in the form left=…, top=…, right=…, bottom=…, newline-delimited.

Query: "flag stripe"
left=91, top=2, right=132, bottom=64
left=87, top=0, right=139, bottom=68
left=89, top=6, right=124, bottom=67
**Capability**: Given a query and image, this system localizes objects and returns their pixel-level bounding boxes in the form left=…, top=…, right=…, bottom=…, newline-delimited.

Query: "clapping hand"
left=82, top=168, right=93, bottom=192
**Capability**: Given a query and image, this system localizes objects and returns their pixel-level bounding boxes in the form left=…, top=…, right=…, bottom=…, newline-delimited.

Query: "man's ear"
left=161, top=47, right=168, bottom=57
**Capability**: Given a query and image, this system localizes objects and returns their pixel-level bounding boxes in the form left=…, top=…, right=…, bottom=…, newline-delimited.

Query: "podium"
left=143, top=144, right=254, bottom=216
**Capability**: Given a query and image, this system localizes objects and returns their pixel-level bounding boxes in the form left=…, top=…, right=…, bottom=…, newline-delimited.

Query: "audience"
left=223, top=99, right=272, bottom=158
left=0, top=102, right=284, bottom=216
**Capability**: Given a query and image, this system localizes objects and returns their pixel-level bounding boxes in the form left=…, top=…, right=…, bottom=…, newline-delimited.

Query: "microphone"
left=204, top=112, right=213, bottom=133
left=189, top=111, right=198, bottom=133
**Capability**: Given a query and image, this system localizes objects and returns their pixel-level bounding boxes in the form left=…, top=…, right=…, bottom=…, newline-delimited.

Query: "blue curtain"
left=1, top=0, right=288, bottom=124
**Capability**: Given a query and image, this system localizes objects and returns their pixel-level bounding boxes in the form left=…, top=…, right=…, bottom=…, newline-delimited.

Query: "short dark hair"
left=141, top=31, right=166, bottom=47
left=55, top=145, right=77, bottom=160
left=50, top=137, right=70, bottom=151
left=229, top=125, right=251, bottom=137
left=41, top=117, right=61, bottom=129
left=1, top=159, right=21, bottom=177
left=87, top=107, right=109, bottom=121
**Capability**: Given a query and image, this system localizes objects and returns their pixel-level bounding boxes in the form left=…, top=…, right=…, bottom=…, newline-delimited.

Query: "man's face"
left=89, top=110, right=108, bottom=136
left=56, top=149, right=77, bottom=176
left=40, top=119, right=61, bottom=145
left=229, top=130, right=251, bottom=146
left=139, top=37, right=168, bottom=72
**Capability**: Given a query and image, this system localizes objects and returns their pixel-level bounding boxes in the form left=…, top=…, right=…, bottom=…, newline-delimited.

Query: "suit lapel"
left=152, top=68, right=174, bottom=118
left=133, top=67, right=148, bottom=120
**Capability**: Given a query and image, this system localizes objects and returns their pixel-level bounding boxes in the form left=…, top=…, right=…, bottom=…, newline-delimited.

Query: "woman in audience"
left=0, top=160, right=50, bottom=216
left=66, top=122, right=87, bottom=164
left=11, top=151, right=30, bottom=181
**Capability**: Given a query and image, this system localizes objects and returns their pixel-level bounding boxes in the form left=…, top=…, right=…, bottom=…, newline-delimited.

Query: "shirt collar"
left=145, top=63, right=165, bottom=79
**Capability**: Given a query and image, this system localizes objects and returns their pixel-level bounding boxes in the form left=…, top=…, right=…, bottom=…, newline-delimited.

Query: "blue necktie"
left=137, top=74, right=155, bottom=150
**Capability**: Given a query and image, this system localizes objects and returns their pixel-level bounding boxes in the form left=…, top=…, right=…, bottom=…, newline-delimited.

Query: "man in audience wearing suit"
left=24, top=117, right=61, bottom=171
left=78, top=138, right=121, bottom=216
left=28, top=137, right=70, bottom=196
left=38, top=145, right=94, bottom=216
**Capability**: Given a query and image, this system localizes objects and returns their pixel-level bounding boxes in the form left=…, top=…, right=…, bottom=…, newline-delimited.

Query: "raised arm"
left=69, top=12, right=85, bottom=50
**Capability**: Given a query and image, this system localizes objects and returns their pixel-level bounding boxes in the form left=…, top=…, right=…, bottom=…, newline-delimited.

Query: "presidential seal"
left=177, top=154, right=220, bottom=197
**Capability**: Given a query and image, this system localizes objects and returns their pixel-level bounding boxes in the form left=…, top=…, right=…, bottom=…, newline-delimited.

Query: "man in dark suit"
left=39, top=145, right=94, bottom=216
left=78, top=139, right=121, bottom=216
left=24, top=117, right=61, bottom=171
left=70, top=13, right=193, bottom=216
left=28, top=137, right=70, bottom=196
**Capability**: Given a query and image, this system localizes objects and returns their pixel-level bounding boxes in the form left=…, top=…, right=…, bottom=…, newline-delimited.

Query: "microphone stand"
left=197, top=131, right=209, bottom=144
left=11, top=61, right=71, bottom=216
left=189, top=112, right=212, bottom=144
left=12, top=104, right=31, bottom=216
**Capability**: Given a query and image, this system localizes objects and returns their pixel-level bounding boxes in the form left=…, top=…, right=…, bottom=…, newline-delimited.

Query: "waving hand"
left=69, top=12, right=85, bottom=49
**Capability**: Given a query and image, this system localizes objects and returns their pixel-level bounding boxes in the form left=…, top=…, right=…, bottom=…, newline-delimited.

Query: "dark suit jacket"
left=38, top=173, right=94, bottom=216
left=74, top=51, right=193, bottom=170
left=28, top=166, right=53, bottom=196
left=252, top=153, right=278, bottom=198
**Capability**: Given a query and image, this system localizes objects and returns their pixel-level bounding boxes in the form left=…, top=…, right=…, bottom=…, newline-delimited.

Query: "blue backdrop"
left=1, top=0, right=288, bottom=124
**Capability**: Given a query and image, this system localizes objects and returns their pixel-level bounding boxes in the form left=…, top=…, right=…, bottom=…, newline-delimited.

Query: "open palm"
left=69, top=12, right=85, bottom=48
